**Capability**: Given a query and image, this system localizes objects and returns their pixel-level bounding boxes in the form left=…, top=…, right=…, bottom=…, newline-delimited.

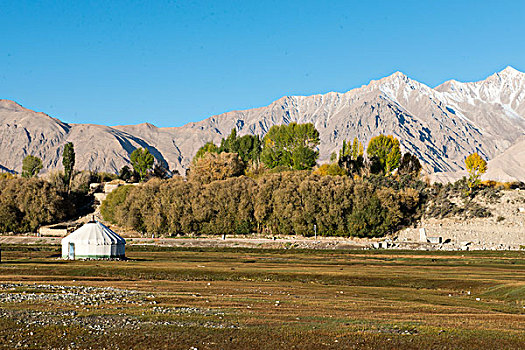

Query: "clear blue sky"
left=1, top=1, right=524, bottom=127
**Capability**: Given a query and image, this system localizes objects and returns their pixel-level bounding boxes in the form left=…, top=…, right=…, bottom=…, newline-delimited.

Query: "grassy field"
left=0, top=244, right=524, bottom=349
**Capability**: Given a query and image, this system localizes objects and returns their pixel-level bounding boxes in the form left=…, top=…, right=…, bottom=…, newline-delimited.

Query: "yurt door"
left=68, top=243, right=75, bottom=260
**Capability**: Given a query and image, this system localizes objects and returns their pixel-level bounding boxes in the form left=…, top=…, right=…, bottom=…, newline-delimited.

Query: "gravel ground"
left=0, top=282, right=237, bottom=346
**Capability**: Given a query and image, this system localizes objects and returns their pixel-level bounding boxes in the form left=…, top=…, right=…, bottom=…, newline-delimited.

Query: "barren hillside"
left=1, top=67, right=524, bottom=177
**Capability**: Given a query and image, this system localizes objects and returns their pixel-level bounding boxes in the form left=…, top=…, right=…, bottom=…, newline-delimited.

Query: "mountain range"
left=1, top=66, right=524, bottom=181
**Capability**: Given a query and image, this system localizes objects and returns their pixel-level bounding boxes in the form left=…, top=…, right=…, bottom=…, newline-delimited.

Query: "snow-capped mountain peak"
left=498, top=65, right=523, bottom=77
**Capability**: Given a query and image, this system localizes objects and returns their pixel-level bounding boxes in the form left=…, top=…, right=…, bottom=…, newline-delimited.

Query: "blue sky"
left=1, top=1, right=524, bottom=127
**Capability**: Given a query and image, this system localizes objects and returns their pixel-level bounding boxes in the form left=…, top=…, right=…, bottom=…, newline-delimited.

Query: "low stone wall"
left=37, top=226, right=68, bottom=237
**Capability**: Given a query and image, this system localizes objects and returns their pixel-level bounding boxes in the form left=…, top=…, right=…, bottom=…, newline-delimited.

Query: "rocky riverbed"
left=0, top=282, right=237, bottom=346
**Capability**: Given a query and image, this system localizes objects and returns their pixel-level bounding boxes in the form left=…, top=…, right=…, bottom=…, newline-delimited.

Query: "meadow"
left=0, top=245, right=524, bottom=349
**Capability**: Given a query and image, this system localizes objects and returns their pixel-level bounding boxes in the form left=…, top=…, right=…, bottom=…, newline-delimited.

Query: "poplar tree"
left=62, top=142, right=75, bottom=192
left=261, top=123, right=320, bottom=170
left=130, top=148, right=154, bottom=182
left=465, top=153, right=487, bottom=194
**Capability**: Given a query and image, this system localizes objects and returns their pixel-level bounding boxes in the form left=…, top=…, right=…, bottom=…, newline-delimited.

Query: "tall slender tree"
left=465, top=153, right=487, bottom=194
left=62, top=142, right=75, bottom=192
left=338, top=137, right=365, bottom=175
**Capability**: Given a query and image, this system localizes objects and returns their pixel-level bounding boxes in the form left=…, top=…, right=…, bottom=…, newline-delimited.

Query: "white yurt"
left=61, top=221, right=125, bottom=259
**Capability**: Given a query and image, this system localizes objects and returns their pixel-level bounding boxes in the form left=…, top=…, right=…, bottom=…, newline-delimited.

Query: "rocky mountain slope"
left=1, top=67, right=524, bottom=177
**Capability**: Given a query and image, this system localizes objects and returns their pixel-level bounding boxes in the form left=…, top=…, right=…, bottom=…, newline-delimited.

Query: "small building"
left=427, top=236, right=443, bottom=244
left=61, top=221, right=125, bottom=259
left=104, top=179, right=126, bottom=194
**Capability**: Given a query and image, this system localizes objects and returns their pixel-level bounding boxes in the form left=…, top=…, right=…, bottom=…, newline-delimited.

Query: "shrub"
left=188, top=152, right=245, bottom=184
left=313, top=163, right=347, bottom=176
left=100, top=185, right=133, bottom=224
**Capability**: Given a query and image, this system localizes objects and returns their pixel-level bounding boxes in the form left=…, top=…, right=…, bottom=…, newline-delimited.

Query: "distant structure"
left=419, top=227, right=443, bottom=244
left=61, top=220, right=125, bottom=259
left=419, top=228, right=427, bottom=242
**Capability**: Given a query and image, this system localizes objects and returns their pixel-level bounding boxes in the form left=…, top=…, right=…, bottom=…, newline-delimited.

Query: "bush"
left=100, top=185, right=133, bottom=224
left=188, top=152, right=245, bottom=184
left=93, top=172, right=118, bottom=183
left=195, top=176, right=256, bottom=235
left=424, top=178, right=496, bottom=219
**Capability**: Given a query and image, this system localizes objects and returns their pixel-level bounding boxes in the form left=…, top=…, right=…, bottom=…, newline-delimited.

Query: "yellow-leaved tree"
left=465, top=153, right=487, bottom=194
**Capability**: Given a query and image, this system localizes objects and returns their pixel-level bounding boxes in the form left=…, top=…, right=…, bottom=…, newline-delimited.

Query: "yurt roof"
left=62, top=221, right=126, bottom=246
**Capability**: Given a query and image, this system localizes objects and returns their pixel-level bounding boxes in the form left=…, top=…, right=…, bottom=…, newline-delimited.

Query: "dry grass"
left=0, top=245, right=524, bottom=349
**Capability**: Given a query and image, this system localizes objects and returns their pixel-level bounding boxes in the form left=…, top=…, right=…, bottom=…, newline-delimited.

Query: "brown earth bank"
left=399, top=189, right=525, bottom=250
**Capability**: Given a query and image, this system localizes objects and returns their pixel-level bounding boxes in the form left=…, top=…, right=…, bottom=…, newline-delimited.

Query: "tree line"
left=99, top=124, right=492, bottom=237
left=1, top=122, right=491, bottom=235
left=100, top=172, right=425, bottom=237
left=0, top=176, right=73, bottom=233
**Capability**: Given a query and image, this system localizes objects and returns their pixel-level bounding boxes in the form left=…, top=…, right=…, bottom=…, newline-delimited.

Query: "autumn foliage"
left=465, top=153, right=487, bottom=193
left=0, top=177, right=72, bottom=233
left=101, top=172, right=424, bottom=237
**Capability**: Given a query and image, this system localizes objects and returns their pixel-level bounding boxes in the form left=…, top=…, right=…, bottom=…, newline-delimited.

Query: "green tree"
left=339, top=140, right=351, bottom=160
left=351, top=137, right=364, bottom=160
left=236, top=134, right=262, bottom=163
left=22, top=155, right=43, bottom=178
left=193, top=141, right=219, bottom=163
left=100, top=185, right=132, bottom=224
left=194, top=177, right=256, bottom=235
left=339, top=137, right=363, bottom=161
left=219, top=129, right=262, bottom=163
left=367, top=135, right=401, bottom=174
left=62, top=142, right=75, bottom=192
left=219, top=128, right=239, bottom=153
left=261, top=123, right=320, bottom=170
left=465, top=153, right=487, bottom=194
left=292, top=145, right=318, bottom=170
left=0, top=177, right=71, bottom=233
left=130, top=148, right=155, bottom=181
